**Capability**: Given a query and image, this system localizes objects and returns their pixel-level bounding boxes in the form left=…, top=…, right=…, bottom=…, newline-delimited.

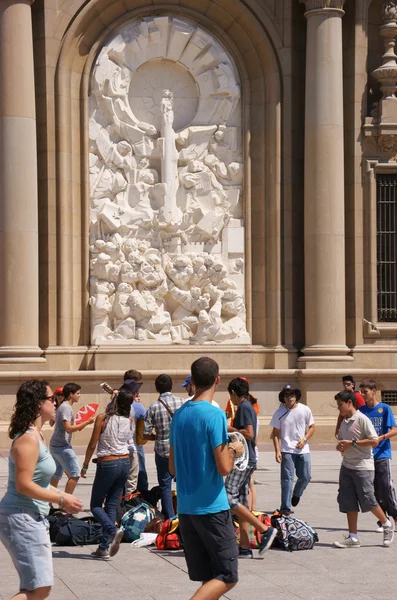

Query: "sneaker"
left=383, top=523, right=395, bottom=546
left=376, top=520, right=383, bottom=533
left=279, top=508, right=292, bottom=516
left=258, top=526, right=277, bottom=555
left=238, top=547, right=253, bottom=559
left=291, top=495, right=300, bottom=507
left=109, top=528, right=124, bottom=557
left=333, top=536, right=360, bottom=549
left=91, top=547, right=111, bottom=560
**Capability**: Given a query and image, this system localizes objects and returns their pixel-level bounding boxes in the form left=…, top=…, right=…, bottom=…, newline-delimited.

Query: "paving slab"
left=0, top=448, right=397, bottom=599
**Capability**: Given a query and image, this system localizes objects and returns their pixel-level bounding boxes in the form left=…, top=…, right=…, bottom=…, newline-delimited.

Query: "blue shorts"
left=0, top=507, right=53, bottom=591
left=50, top=444, right=81, bottom=479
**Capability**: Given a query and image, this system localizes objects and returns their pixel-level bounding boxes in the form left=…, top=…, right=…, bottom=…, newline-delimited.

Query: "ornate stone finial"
left=372, top=3, right=397, bottom=99
left=299, top=0, right=345, bottom=11
left=383, top=1, right=397, bottom=22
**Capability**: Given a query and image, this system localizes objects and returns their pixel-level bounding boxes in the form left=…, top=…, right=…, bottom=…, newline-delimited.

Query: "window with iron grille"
left=376, top=174, right=397, bottom=322
left=381, top=390, right=397, bottom=406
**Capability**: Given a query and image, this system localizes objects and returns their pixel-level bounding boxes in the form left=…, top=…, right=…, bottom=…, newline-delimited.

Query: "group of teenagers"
left=0, top=363, right=397, bottom=600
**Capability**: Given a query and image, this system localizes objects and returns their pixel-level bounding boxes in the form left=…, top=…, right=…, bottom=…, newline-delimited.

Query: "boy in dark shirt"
left=225, top=378, right=276, bottom=558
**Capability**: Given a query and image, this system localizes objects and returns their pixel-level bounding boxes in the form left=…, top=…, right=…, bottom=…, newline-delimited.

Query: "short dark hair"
left=191, top=357, right=219, bottom=391
left=359, top=379, right=377, bottom=390
left=227, top=377, right=249, bottom=397
left=155, top=374, right=173, bottom=394
left=62, top=382, right=81, bottom=399
left=335, top=390, right=356, bottom=407
left=342, top=375, right=355, bottom=385
left=124, top=369, right=142, bottom=382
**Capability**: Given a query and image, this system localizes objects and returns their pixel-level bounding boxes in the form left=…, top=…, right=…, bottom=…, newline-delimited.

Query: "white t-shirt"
left=270, top=403, right=314, bottom=454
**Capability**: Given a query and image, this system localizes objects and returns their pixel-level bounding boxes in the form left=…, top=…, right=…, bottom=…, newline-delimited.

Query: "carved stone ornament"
left=299, top=0, right=345, bottom=11
left=383, top=1, right=397, bottom=22
left=377, top=133, right=397, bottom=154
left=89, top=16, right=250, bottom=345
left=371, top=2, right=397, bottom=100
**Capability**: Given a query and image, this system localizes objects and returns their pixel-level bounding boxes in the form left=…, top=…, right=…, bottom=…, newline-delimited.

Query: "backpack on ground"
left=271, top=512, right=318, bottom=551
left=116, top=491, right=163, bottom=529
left=120, top=501, right=156, bottom=543
left=48, top=511, right=103, bottom=546
left=155, top=516, right=182, bottom=550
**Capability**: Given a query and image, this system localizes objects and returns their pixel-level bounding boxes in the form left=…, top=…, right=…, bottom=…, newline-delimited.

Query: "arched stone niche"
left=53, top=0, right=282, bottom=360
left=89, top=16, right=249, bottom=345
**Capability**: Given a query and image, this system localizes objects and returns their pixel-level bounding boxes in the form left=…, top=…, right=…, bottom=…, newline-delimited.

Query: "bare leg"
left=190, top=580, right=236, bottom=600
left=50, top=477, right=59, bottom=489
left=371, top=505, right=388, bottom=524
left=232, top=503, right=268, bottom=550
left=65, top=476, right=79, bottom=495
left=248, top=475, right=256, bottom=511
left=346, top=511, right=358, bottom=535
left=12, top=586, right=51, bottom=600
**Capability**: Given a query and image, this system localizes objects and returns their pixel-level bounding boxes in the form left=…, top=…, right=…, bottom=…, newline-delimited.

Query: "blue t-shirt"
left=169, top=400, right=229, bottom=515
left=359, top=403, right=396, bottom=460
left=132, top=402, right=147, bottom=420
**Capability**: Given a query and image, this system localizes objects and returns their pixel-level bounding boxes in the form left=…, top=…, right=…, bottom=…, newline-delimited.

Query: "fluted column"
left=0, top=0, right=43, bottom=362
left=299, top=0, right=350, bottom=365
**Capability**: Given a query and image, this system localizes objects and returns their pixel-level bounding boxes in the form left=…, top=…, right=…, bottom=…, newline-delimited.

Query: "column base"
left=298, top=344, right=353, bottom=369
left=0, top=346, right=46, bottom=368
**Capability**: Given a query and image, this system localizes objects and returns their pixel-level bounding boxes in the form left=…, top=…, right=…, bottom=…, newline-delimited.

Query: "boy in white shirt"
left=270, top=385, right=315, bottom=514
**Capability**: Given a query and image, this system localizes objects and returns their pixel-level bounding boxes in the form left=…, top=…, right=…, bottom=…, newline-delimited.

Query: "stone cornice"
left=300, top=0, right=345, bottom=12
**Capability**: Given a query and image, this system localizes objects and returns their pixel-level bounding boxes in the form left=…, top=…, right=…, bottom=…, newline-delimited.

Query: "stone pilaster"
left=299, top=0, right=351, bottom=366
left=0, top=0, right=43, bottom=363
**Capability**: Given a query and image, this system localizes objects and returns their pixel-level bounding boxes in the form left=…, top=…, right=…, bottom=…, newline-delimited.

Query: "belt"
left=96, top=454, right=130, bottom=463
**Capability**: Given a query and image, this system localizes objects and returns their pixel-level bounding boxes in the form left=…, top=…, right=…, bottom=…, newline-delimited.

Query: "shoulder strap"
left=158, top=397, right=174, bottom=419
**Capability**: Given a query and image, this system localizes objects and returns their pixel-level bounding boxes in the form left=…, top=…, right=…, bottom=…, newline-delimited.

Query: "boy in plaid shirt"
left=143, top=374, right=184, bottom=518
left=225, top=377, right=276, bottom=557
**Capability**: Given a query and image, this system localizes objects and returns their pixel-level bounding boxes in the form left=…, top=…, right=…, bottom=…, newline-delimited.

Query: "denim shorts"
left=50, top=444, right=81, bottom=479
left=0, top=507, right=53, bottom=591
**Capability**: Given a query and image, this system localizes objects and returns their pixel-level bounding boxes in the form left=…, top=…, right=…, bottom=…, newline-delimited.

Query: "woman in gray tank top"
left=0, top=380, right=82, bottom=599
left=81, top=384, right=139, bottom=560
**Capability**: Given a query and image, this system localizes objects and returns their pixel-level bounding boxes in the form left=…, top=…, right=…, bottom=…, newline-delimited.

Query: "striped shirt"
left=143, top=392, right=184, bottom=457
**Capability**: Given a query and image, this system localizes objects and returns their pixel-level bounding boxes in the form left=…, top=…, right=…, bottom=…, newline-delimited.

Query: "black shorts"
left=179, top=510, right=238, bottom=584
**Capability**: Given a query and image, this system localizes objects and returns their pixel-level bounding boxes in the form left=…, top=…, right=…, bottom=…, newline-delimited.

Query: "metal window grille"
left=381, top=390, right=397, bottom=406
left=376, top=174, right=397, bottom=322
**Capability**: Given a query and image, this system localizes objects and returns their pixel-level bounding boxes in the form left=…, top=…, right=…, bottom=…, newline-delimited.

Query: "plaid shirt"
left=143, top=392, right=184, bottom=457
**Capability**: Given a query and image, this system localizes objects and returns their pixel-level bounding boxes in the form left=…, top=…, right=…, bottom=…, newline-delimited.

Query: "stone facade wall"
left=0, top=0, right=396, bottom=445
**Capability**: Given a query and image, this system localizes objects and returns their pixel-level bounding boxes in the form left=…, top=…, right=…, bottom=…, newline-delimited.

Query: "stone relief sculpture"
left=89, top=16, right=250, bottom=344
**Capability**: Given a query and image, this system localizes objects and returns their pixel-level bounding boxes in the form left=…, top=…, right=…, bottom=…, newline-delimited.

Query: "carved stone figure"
left=89, top=16, right=250, bottom=345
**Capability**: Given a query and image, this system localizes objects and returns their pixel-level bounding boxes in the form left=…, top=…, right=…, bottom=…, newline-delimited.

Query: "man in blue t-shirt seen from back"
left=169, top=357, right=243, bottom=600
left=359, top=379, right=397, bottom=531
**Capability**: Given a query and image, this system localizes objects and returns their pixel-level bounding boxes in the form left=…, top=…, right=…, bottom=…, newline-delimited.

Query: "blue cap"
left=181, top=375, right=191, bottom=388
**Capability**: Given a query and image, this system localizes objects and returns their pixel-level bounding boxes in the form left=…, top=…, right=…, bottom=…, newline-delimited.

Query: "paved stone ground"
left=1, top=445, right=397, bottom=600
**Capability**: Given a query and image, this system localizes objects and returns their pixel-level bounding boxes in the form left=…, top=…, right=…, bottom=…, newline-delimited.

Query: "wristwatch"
left=352, top=439, right=358, bottom=448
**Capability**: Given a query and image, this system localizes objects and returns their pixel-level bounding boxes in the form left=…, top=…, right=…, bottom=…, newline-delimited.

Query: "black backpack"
left=48, top=511, right=103, bottom=546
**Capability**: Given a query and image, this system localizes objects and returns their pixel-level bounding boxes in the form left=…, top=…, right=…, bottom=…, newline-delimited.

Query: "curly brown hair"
left=9, top=380, right=49, bottom=439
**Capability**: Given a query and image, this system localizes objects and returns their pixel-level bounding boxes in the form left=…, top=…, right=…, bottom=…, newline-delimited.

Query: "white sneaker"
left=383, top=523, right=394, bottom=547
left=333, top=536, right=360, bottom=548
